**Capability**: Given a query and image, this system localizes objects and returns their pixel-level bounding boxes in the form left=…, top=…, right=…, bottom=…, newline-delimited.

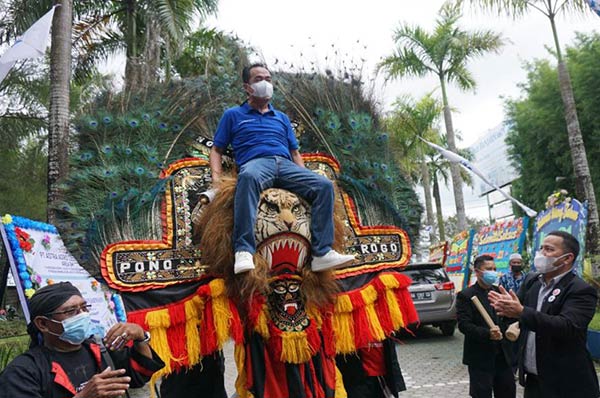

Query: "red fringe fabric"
left=200, top=295, right=217, bottom=355
left=320, top=309, right=336, bottom=357
left=167, top=305, right=188, bottom=370
left=229, top=299, right=245, bottom=344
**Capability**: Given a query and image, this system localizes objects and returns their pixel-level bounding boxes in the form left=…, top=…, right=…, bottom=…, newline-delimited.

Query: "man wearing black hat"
left=0, top=282, right=164, bottom=398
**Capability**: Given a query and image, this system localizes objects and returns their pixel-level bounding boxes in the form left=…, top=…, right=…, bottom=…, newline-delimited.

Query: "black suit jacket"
left=517, top=271, right=599, bottom=397
left=457, top=283, right=514, bottom=371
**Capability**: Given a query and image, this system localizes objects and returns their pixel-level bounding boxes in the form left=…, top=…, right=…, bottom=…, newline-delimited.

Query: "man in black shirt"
left=0, top=282, right=164, bottom=398
left=457, top=255, right=516, bottom=398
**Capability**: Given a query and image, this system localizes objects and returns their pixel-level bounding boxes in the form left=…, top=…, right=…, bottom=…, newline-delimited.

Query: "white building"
left=469, top=123, right=520, bottom=221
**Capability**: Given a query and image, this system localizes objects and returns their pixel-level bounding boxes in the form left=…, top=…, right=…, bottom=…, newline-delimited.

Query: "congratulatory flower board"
left=0, top=215, right=125, bottom=334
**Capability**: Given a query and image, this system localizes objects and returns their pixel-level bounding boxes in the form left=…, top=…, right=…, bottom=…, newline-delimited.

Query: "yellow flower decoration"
left=1, top=214, right=13, bottom=225
left=25, top=288, right=36, bottom=298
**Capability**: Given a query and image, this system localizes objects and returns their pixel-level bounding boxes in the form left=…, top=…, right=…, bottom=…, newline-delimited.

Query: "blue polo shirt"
left=213, top=102, right=299, bottom=167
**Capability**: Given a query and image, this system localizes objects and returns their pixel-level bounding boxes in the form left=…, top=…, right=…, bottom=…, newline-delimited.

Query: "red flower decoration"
left=15, top=227, right=33, bottom=252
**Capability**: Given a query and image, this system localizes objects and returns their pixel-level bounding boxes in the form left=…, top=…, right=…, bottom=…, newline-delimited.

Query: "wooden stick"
left=506, top=322, right=520, bottom=342
left=471, top=296, right=496, bottom=328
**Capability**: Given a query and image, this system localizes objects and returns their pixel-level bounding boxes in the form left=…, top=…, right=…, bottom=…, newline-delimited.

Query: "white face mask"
left=533, top=252, right=568, bottom=274
left=249, top=80, right=273, bottom=99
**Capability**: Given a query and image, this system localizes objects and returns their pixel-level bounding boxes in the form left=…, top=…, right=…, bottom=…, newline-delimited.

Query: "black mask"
left=511, top=266, right=523, bottom=273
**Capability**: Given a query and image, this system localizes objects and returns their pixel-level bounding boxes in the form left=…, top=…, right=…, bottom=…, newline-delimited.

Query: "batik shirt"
left=499, top=271, right=527, bottom=293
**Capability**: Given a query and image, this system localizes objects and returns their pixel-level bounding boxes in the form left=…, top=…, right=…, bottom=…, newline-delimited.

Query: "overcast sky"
left=206, top=0, right=598, bottom=147
left=205, top=0, right=599, bottom=221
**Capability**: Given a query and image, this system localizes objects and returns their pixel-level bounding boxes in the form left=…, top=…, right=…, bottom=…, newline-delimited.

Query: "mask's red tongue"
left=286, top=305, right=297, bottom=315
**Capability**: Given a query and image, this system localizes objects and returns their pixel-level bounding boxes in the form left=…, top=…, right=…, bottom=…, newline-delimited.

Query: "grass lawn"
left=0, top=334, right=29, bottom=371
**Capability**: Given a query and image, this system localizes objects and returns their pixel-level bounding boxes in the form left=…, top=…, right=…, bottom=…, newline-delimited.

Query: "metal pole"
left=486, top=193, right=493, bottom=224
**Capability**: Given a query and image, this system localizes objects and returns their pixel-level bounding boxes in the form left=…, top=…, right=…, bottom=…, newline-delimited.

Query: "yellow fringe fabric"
left=280, top=331, right=313, bottom=364
left=306, top=304, right=323, bottom=328
left=184, top=297, right=203, bottom=366
left=255, top=303, right=270, bottom=338
left=146, top=308, right=173, bottom=392
left=334, top=293, right=354, bottom=313
left=335, top=365, right=348, bottom=398
left=234, top=343, right=252, bottom=398
left=332, top=312, right=355, bottom=353
left=209, top=279, right=234, bottom=350
left=385, top=289, right=404, bottom=330
left=332, top=273, right=408, bottom=354
left=379, top=273, right=400, bottom=289
left=361, top=286, right=386, bottom=341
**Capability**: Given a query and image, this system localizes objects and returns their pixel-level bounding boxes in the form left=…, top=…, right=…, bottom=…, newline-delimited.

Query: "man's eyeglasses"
left=47, top=304, right=92, bottom=318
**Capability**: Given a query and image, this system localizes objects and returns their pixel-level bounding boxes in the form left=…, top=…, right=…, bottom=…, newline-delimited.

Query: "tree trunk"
left=140, top=15, right=162, bottom=91
left=421, top=161, right=436, bottom=242
left=124, top=0, right=142, bottom=96
left=47, top=0, right=72, bottom=224
left=433, top=174, right=446, bottom=242
left=439, top=77, right=467, bottom=231
left=549, top=15, right=600, bottom=255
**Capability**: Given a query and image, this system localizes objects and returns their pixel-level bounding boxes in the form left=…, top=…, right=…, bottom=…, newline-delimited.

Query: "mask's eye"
left=267, top=202, right=279, bottom=213
left=273, top=284, right=287, bottom=294
left=288, top=283, right=300, bottom=293
left=291, top=204, right=302, bottom=215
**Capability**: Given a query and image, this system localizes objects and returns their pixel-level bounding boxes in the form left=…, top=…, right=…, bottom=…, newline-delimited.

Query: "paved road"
left=396, top=325, right=524, bottom=397
left=134, top=325, right=526, bottom=397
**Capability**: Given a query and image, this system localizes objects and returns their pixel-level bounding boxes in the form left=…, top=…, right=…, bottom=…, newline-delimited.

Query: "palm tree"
left=378, top=3, right=505, bottom=231
left=3, top=0, right=219, bottom=93
left=457, top=0, right=600, bottom=256
left=74, top=0, right=219, bottom=93
left=385, top=94, right=443, bottom=243
left=47, top=0, right=72, bottom=224
left=427, top=137, right=474, bottom=242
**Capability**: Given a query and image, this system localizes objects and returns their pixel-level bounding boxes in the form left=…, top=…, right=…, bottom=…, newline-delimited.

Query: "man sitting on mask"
left=499, top=253, right=527, bottom=295
left=0, top=282, right=164, bottom=398
left=209, top=63, right=355, bottom=274
left=488, top=230, right=599, bottom=398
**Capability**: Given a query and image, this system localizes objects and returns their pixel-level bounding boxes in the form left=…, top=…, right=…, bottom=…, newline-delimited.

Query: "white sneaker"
left=311, top=250, right=355, bottom=272
left=234, top=251, right=255, bottom=274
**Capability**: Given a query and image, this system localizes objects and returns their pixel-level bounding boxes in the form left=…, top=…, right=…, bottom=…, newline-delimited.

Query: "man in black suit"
left=457, top=255, right=516, bottom=398
left=489, top=230, right=600, bottom=398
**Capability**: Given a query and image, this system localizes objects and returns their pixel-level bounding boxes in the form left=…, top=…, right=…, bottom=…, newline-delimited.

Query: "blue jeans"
left=234, top=156, right=334, bottom=256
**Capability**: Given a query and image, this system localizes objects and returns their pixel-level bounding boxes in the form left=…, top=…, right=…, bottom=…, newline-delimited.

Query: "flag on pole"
left=420, top=137, right=538, bottom=218
left=588, top=0, right=600, bottom=17
left=0, top=5, right=58, bottom=84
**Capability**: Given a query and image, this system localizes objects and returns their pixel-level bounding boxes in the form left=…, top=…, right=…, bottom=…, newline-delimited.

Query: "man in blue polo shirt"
left=209, top=63, right=355, bottom=274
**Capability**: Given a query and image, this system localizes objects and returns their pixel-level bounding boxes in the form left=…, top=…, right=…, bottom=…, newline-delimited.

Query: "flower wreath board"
left=0, top=214, right=125, bottom=334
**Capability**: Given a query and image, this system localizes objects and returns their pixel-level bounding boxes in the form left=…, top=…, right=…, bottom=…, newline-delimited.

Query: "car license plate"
left=411, top=291, right=432, bottom=301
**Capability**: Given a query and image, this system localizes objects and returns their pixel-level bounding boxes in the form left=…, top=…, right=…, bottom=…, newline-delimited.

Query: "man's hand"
left=104, top=322, right=145, bottom=351
left=74, top=367, right=130, bottom=398
left=489, top=325, right=503, bottom=341
left=488, top=285, right=524, bottom=318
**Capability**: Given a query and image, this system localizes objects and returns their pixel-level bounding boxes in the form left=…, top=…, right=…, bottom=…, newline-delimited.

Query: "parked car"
left=400, top=262, right=457, bottom=336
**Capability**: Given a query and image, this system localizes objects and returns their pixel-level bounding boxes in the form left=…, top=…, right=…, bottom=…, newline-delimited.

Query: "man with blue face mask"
left=456, top=255, right=516, bottom=398
left=0, top=282, right=164, bottom=398
left=210, top=63, right=355, bottom=274
left=489, top=231, right=599, bottom=398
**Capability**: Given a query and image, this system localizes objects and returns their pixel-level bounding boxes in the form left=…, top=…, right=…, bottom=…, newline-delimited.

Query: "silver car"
left=401, top=263, right=457, bottom=336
